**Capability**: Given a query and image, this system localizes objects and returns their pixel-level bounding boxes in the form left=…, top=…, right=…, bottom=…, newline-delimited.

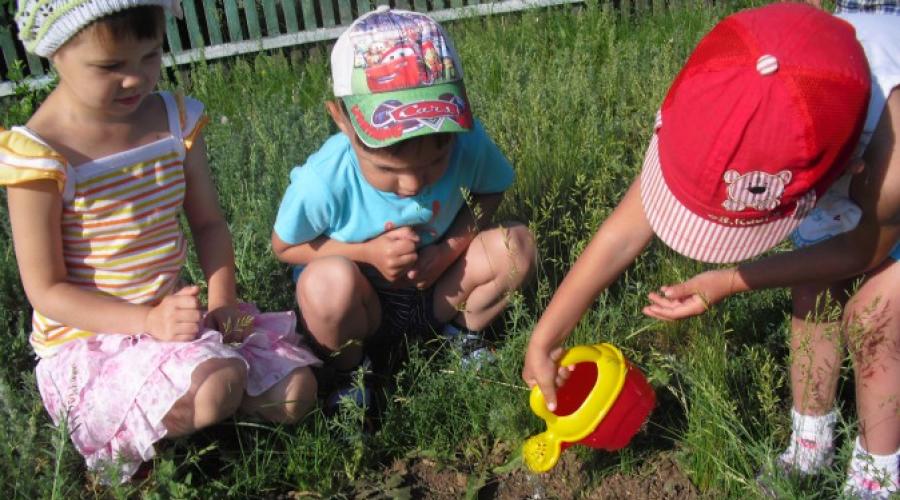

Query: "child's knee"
left=792, top=283, right=843, bottom=319
left=843, top=289, right=900, bottom=361
left=195, top=358, right=248, bottom=416
left=297, top=256, right=363, bottom=320
left=478, top=223, right=537, bottom=282
left=503, top=223, right=537, bottom=279
left=165, top=357, right=247, bottom=435
left=274, top=367, right=318, bottom=424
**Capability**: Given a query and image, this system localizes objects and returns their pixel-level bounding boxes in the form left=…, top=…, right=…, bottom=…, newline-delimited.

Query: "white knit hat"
left=16, top=0, right=181, bottom=57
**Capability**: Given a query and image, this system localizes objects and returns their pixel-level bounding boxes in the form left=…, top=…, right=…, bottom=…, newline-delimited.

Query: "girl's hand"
left=642, top=269, right=736, bottom=321
left=145, top=286, right=202, bottom=342
left=365, top=226, right=420, bottom=284
left=522, top=343, right=573, bottom=412
left=406, top=243, right=453, bottom=289
left=205, top=305, right=254, bottom=343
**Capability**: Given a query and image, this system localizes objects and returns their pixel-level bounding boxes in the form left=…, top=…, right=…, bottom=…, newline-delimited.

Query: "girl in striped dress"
left=2, top=0, right=319, bottom=481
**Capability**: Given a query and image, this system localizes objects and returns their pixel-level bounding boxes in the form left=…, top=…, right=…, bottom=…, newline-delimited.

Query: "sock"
left=777, top=408, right=837, bottom=474
left=844, top=437, right=899, bottom=498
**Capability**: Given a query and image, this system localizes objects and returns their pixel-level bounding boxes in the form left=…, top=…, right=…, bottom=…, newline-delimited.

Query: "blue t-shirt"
left=274, top=120, right=515, bottom=249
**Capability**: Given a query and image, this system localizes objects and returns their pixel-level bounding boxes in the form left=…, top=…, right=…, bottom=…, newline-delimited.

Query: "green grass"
left=0, top=1, right=864, bottom=497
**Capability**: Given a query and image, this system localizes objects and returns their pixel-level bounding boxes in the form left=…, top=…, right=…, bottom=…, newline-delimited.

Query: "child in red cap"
left=521, top=2, right=896, bottom=496
left=642, top=7, right=900, bottom=498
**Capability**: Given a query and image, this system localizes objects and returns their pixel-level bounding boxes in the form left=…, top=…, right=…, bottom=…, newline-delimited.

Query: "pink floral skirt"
left=35, top=306, right=320, bottom=481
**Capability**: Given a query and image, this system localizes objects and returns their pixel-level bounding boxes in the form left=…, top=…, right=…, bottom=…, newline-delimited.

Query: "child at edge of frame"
left=271, top=6, right=537, bottom=413
left=643, top=5, right=900, bottom=498
left=520, top=3, right=897, bottom=496
left=1, top=0, right=320, bottom=482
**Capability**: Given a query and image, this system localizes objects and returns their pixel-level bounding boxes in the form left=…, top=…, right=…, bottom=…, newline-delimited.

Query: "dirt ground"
left=354, top=448, right=700, bottom=499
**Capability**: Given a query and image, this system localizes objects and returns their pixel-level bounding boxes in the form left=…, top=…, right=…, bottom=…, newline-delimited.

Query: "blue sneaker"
left=324, top=356, right=374, bottom=416
left=441, top=323, right=495, bottom=370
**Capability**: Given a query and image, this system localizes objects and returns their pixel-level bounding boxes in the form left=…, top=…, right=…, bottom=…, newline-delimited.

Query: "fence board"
left=299, top=0, right=317, bottom=29
left=224, top=0, right=244, bottom=40
left=182, top=0, right=207, bottom=48
left=244, top=0, right=263, bottom=39
left=0, top=29, right=19, bottom=74
left=165, top=13, right=184, bottom=52
left=394, top=0, right=411, bottom=10
left=282, top=0, right=301, bottom=32
left=414, top=0, right=428, bottom=11
left=320, top=0, right=337, bottom=27
left=357, top=0, right=373, bottom=14
left=262, top=0, right=281, bottom=35
left=203, top=0, right=224, bottom=44
left=25, top=52, right=42, bottom=75
left=337, top=0, right=353, bottom=24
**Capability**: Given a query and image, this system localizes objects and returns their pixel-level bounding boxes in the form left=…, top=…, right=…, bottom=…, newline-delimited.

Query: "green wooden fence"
left=0, top=0, right=658, bottom=96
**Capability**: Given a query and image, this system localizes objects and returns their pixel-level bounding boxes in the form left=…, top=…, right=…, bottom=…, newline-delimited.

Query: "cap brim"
left=342, top=81, right=472, bottom=148
left=640, top=133, right=814, bottom=264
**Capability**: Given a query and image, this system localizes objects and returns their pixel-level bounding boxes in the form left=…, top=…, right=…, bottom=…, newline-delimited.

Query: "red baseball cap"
left=640, top=2, right=870, bottom=263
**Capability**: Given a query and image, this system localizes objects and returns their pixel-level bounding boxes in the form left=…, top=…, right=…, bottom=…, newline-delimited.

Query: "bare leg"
left=790, top=282, right=849, bottom=415
left=241, top=367, right=318, bottom=423
left=163, top=358, right=247, bottom=437
left=297, top=256, right=381, bottom=370
left=432, top=222, right=536, bottom=330
left=844, top=258, right=900, bottom=455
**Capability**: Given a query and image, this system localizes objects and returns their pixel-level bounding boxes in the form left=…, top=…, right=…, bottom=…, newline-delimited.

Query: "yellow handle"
left=528, top=344, right=628, bottom=445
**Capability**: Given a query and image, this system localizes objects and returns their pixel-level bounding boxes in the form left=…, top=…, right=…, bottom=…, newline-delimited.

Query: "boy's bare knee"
left=298, top=256, right=360, bottom=323
left=478, top=223, right=537, bottom=284
left=503, top=223, right=537, bottom=280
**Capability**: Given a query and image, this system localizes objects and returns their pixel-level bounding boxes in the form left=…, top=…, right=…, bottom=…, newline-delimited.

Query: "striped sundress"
left=1, top=91, right=201, bottom=357
left=0, top=91, right=320, bottom=481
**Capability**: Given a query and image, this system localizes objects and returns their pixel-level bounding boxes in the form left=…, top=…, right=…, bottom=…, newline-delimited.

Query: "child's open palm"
left=643, top=269, right=736, bottom=321
left=144, top=286, right=203, bottom=342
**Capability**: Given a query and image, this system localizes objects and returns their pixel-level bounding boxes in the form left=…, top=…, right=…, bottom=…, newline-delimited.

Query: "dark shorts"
left=363, top=283, right=446, bottom=374
left=372, top=283, right=444, bottom=339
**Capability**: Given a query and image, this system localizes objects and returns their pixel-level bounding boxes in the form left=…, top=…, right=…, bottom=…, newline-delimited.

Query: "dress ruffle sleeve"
left=0, top=128, right=68, bottom=192
left=174, top=93, right=209, bottom=151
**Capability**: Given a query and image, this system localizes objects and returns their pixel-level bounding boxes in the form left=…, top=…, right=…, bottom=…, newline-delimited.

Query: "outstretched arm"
left=523, top=178, right=655, bottom=409
left=645, top=90, right=900, bottom=320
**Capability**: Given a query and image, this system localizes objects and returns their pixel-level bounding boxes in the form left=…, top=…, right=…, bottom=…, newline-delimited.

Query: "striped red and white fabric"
left=2, top=92, right=208, bottom=357
left=640, top=133, right=815, bottom=264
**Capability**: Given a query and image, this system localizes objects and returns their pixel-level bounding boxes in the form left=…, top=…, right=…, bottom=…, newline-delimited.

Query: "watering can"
left=523, top=343, right=656, bottom=473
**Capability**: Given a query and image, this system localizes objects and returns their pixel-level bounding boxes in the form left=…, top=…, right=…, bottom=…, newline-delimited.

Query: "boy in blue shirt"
left=272, top=7, right=535, bottom=408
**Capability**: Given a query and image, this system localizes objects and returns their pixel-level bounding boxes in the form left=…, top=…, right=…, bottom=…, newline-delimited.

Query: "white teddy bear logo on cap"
left=722, top=169, right=792, bottom=211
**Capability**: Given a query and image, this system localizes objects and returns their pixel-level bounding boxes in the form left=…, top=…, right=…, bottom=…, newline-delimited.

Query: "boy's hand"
left=406, top=243, right=454, bottom=289
left=642, top=268, right=736, bottom=320
left=145, top=286, right=202, bottom=342
left=366, top=226, right=420, bottom=284
left=205, top=304, right=253, bottom=343
left=522, top=343, right=573, bottom=412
